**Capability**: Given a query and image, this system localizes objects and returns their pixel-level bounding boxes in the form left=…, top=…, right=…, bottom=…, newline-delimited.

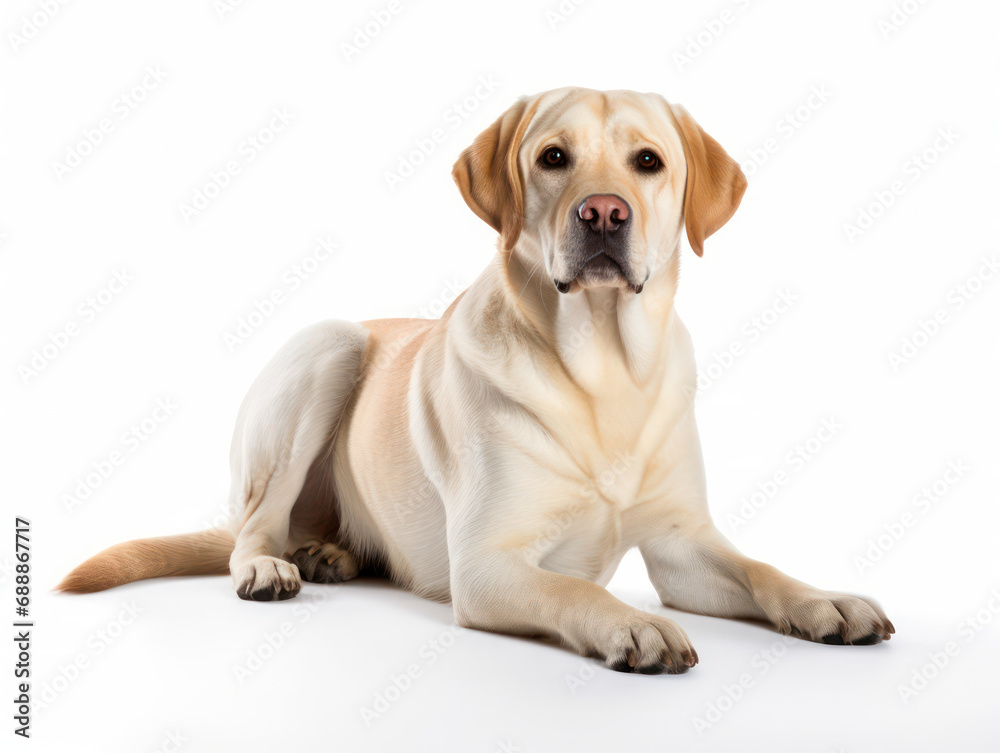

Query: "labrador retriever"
left=60, top=87, right=893, bottom=674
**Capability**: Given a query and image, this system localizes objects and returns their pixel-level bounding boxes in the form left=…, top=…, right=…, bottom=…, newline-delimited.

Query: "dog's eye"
left=636, top=151, right=661, bottom=171
left=540, top=146, right=568, bottom=168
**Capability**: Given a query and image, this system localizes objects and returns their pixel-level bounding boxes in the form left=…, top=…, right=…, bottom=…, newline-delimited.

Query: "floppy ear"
left=667, top=104, right=747, bottom=257
left=452, top=97, right=538, bottom=251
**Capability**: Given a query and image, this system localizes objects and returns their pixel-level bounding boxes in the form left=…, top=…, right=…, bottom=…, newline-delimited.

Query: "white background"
left=2, top=0, right=999, bottom=751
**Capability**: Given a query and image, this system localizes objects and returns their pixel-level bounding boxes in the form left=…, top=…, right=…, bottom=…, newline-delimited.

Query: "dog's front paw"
left=596, top=612, right=698, bottom=675
left=776, top=591, right=895, bottom=645
left=233, top=555, right=301, bottom=601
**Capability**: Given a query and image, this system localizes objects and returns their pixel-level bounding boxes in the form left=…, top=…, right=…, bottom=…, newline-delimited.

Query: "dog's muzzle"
left=553, top=194, right=645, bottom=294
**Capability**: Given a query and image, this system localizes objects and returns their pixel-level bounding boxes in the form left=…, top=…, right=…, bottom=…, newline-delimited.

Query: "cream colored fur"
left=60, top=88, right=893, bottom=673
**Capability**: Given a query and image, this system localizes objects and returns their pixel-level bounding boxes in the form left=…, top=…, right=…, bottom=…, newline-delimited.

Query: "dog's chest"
left=563, top=357, right=678, bottom=500
left=527, top=408, right=677, bottom=581
left=533, top=433, right=656, bottom=581
left=578, top=422, right=650, bottom=508
left=541, top=388, right=667, bottom=522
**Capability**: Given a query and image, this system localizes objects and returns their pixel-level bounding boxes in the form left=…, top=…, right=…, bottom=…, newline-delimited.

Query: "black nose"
left=577, top=194, right=630, bottom=234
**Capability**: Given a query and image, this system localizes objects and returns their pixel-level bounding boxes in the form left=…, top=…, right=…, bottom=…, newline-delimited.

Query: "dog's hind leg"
left=228, top=320, right=367, bottom=601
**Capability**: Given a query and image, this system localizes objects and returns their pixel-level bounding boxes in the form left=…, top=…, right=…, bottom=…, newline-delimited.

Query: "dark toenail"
left=609, top=657, right=636, bottom=673
left=851, top=633, right=882, bottom=646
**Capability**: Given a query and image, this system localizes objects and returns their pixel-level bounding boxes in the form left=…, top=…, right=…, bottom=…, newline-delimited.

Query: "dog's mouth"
left=554, top=251, right=645, bottom=295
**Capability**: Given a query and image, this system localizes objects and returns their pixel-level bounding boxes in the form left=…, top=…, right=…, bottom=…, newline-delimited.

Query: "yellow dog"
left=61, top=87, right=893, bottom=674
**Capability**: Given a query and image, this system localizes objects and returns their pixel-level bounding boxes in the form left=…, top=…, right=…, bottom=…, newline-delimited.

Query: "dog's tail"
left=56, top=528, right=234, bottom=594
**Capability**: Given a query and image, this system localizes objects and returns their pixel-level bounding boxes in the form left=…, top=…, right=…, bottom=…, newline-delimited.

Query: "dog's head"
left=452, top=87, right=746, bottom=295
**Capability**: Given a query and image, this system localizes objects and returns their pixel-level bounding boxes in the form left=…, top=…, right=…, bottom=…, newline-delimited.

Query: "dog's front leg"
left=450, top=546, right=698, bottom=674
left=635, top=405, right=894, bottom=645
left=640, top=521, right=895, bottom=645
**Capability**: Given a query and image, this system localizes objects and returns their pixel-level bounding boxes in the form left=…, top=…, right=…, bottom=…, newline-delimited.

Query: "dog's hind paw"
left=291, top=541, right=359, bottom=584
